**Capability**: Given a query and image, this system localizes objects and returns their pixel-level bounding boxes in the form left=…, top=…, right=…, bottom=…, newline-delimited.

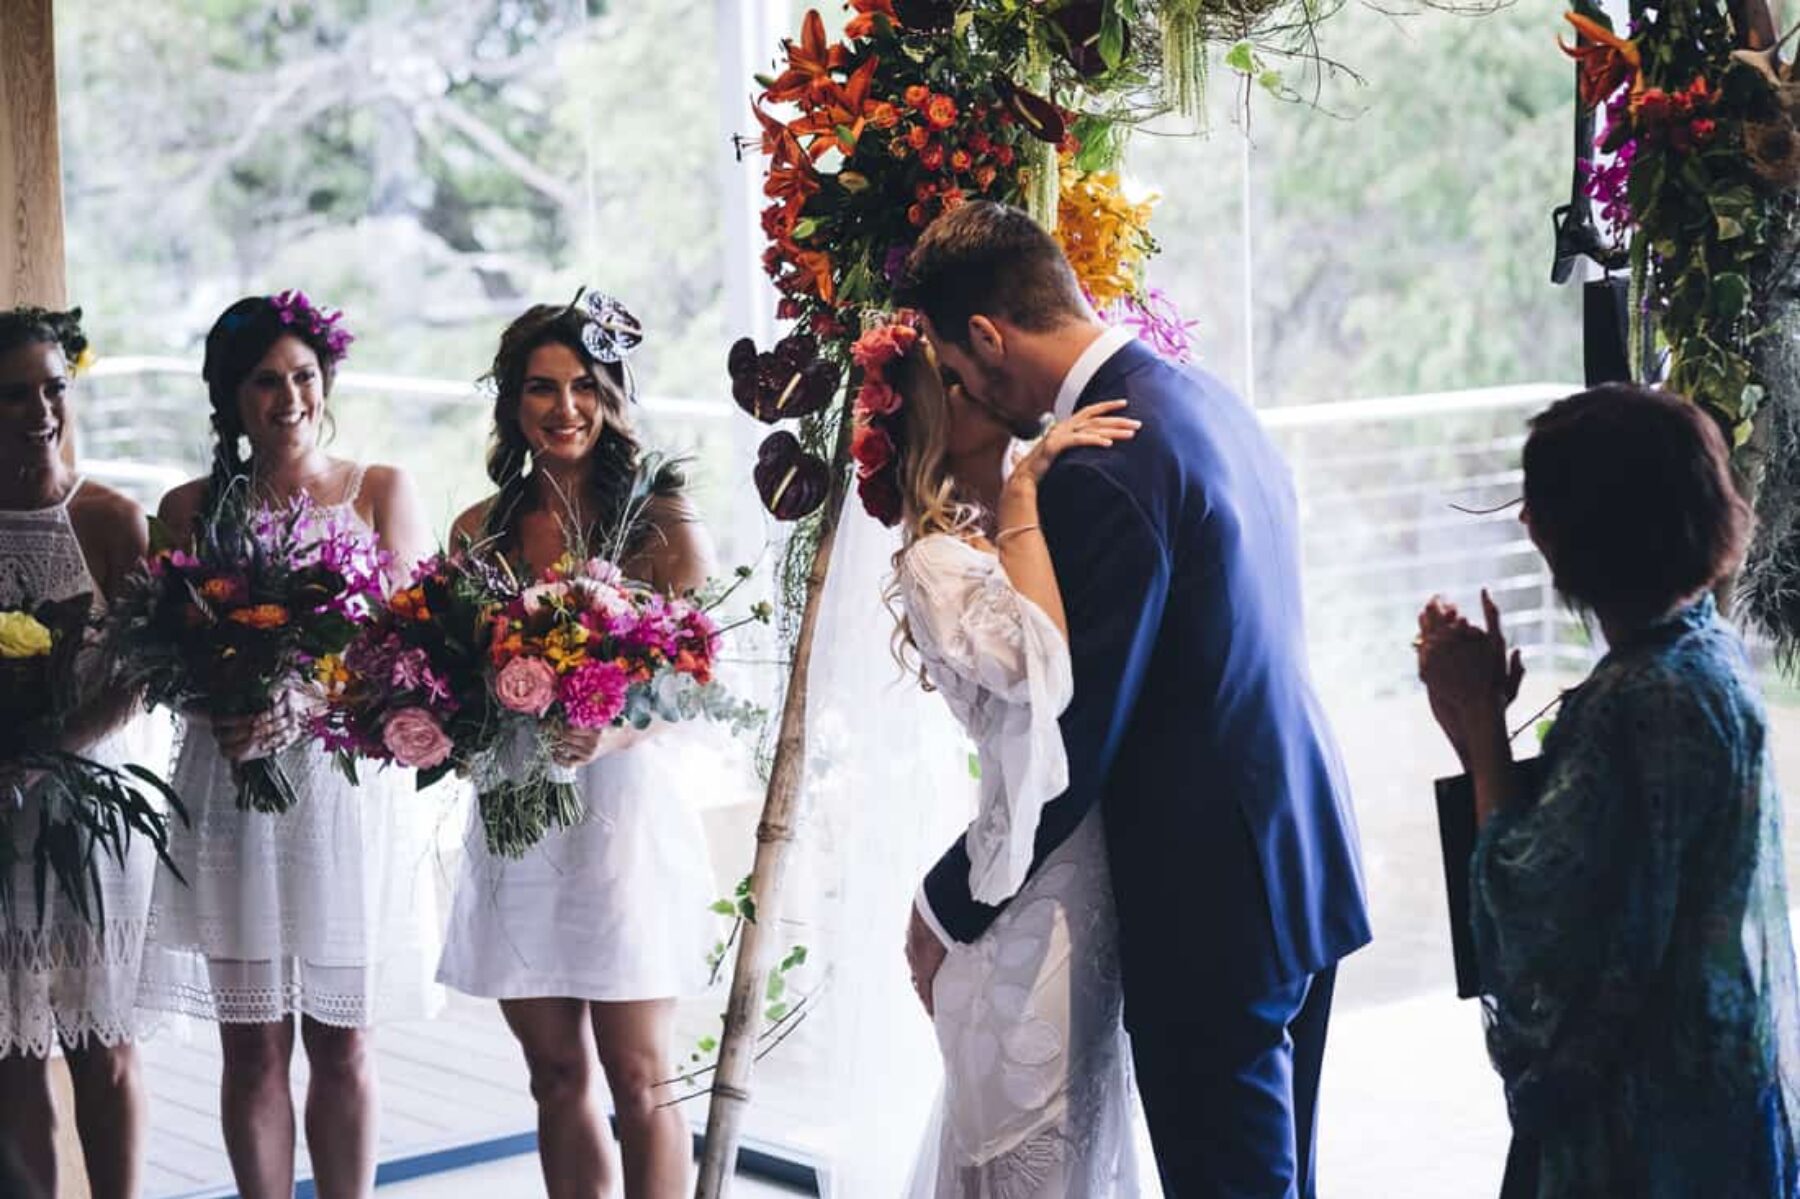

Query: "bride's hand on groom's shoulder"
left=1005, top=400, right=1141, bottom=493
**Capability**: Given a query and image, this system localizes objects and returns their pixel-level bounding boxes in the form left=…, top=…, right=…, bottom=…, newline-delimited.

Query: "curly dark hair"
left=0, top=306, right=89, bottom=366
left=199, top=295, right=345, bottom=518
left=480, top=303, right=681, bottom=562
left=1523, top=383, right=1752, bottom=619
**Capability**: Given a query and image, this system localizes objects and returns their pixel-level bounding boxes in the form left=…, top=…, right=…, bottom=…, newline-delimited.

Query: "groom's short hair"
left=896, top=201, right=1088, bottom=347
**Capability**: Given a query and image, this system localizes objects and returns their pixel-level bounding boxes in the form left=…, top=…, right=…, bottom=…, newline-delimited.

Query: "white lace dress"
left=435, top=723, right=723, bottom=1003
left=136, top=470, right=443, bottom=1028
left=0, top=479, right=158, bottom=1057
left=898, top=534, right=1140, bottom=1199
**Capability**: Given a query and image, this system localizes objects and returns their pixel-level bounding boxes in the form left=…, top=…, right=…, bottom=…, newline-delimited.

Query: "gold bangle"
left=995, top=523, right=1041, bottom=546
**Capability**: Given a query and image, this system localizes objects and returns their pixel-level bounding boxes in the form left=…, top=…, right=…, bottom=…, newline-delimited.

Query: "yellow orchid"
left=1056, top=166, right=1159, bottom=309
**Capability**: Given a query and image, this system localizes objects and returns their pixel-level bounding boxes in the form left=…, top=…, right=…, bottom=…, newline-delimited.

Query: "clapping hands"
left=1415, top=590, right=1522, bottom=769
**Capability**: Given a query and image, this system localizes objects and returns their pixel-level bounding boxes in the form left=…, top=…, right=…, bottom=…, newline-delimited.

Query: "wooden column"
left=1, top=0, right=67, bottom=310
left=1, top=0, right=76, bottom=472
left=2, top=9, right=88, bottom=1198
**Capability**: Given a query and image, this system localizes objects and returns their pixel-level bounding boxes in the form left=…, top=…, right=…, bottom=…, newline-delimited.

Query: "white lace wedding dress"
left=897, top=533, right=1140, bottom=1199
left=0, top=479, right=157, bottom=1057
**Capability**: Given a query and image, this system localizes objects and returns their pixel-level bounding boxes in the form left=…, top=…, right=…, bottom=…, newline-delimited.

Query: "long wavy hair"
left=199, top=296, right=342, bottom=520
left=479, top=303, right=681, bottom=565
left=884, top=339, right=986, bottom=686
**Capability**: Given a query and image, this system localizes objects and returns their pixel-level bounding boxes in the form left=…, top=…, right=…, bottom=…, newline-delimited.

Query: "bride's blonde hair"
left=884, top=339, right=985, bottom=687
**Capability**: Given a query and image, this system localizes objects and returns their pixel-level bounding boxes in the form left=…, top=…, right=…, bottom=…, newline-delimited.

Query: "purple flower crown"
left=270, top=289, right=355, bottom=363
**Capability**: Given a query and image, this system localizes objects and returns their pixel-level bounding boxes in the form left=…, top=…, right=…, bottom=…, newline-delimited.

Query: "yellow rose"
left=0, top=611, right=54, bottom=659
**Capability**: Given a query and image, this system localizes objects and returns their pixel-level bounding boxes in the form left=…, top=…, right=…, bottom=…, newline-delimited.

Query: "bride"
left=852, top=315, right=1143, bottom=1197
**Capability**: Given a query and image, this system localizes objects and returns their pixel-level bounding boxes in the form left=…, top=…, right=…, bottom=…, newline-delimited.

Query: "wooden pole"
left=1, top=0, right=75, bottom=469
left=1, top=6, right=88, bottom=1196
left=695, top=421, right=850, bottom=1198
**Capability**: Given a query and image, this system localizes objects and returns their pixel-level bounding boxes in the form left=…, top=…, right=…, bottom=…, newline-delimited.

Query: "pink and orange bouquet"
left=316, top=552, right=760, bottom=858
left=310, top=551, right=504, bottom=789
left=107, top=492, right=389, bottom=813
left=473, top=556, right=754, bottom=857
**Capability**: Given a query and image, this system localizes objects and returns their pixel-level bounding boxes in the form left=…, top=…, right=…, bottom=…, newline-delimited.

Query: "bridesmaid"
left=136, top=293, right=442, bottom=1199
left=0, top=307, right=155, bottom=1198
left=436, top=295, right=720, bottom=1199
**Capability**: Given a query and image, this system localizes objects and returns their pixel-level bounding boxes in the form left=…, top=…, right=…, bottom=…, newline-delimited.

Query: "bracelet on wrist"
left=995, top=523, right=1041, bottom=546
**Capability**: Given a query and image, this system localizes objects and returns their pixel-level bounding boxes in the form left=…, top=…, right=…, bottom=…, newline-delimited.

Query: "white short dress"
left=136, top=470, right=443, bottom=1028
left=436, top=724, right=723, bottom=1003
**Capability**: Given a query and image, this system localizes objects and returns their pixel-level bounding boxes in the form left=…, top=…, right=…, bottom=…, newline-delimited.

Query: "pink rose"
left=495, top=656, right=558, bottom=716
left=382, top=707, right=452, bottom=770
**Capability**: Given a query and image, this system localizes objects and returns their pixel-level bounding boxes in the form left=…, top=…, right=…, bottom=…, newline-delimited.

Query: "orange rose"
left=907, top=124, right=931, bottom=150
left=870, top=102, right=900, bottom=129
left=975, top=163, right=998, bottom=191
left=227, top=604, right=290, bottom=630
left=200, top=577, right=237, bottom=603
left=920, top=143, right=945, bottom=172
left=925, top=94, right=958, bottom=130
left=951, top=148, right=973, bottom=173
left=907, top=202, right=928, bottom=227
left=904, top=84, right=931, bottom=109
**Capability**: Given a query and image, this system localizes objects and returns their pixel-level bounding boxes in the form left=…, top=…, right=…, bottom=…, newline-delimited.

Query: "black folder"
left=1436, top=759, right=1544, bottom=1000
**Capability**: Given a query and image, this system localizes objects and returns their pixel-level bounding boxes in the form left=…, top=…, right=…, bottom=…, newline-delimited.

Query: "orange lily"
left=765, top=11, right=848, bottom=107
left=1558, top=11, right=1641, bottom=109
left=846, top=0, right=899, bottom=40
left=789, top=57, right=883, bottom=155
left=780, top=248, right=836, bottom=303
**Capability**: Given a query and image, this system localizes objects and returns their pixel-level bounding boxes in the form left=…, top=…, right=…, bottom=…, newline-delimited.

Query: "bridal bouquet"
left=107, top=492, right=388, bottom=813
left=0, top=593, right=185, bottom=928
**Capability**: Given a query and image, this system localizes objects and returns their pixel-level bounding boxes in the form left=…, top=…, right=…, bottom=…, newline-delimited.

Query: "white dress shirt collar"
left=1052, top=325, right=1136, bottom=422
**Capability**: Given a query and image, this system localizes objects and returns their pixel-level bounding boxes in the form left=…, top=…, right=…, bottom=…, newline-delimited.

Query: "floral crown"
left=269, top=290, right=355, bottom=363
left=848, top=312, right=921, bottom=527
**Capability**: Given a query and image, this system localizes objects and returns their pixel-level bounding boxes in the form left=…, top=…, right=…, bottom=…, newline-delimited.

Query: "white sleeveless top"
left=137, top=464, right=445, bottom=1028
left=0, top=478, right=159, bottom=1057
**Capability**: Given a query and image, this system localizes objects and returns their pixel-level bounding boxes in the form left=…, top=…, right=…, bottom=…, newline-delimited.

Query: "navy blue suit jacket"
left=923, top=341, right=1372, bottom=1023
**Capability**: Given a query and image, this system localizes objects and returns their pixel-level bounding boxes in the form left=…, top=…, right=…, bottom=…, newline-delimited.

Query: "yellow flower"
left=72, top=347, right=97, bottom=376
left=0, top=611, right=55, bottom=659
left=1055, top=165, right=1159, bottom=309
left=314, top=654, right=352, bottom=697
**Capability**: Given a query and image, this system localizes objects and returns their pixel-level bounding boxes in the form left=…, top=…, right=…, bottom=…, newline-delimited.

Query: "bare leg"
left=0, top=1053, right=56, bottom=1196
left=300, top=1018, right=377, bottom=1198
left=501, top=997, right=618, bottom=1199
left=62, top=1038, right=145, bottom=1199
left=219, top=1020, right=297, bottom=1199
left=591, top=999, right=688, bottom=1199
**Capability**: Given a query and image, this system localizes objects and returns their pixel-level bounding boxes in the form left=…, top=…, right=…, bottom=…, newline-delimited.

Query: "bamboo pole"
left=695, top=416, right=852, bottom=1198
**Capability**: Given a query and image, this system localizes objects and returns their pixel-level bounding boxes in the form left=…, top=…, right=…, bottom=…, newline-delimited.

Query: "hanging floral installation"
left=697, top=2, right=1359, bottom=1192
left=1558, top=1, right=1800, bottom=658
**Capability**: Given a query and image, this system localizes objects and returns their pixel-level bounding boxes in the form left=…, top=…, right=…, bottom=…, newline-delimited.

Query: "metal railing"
left=76, top=361, right=1585, bottom=693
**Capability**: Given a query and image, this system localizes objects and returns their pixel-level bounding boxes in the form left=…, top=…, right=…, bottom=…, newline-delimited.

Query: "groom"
left=897, top=202, right=1371, bottom=1198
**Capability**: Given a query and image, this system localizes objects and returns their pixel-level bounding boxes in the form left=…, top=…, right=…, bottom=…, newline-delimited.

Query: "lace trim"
left=136, top=975, right=372, bottom=1028
left=958, top=1126, right=1071, bottom=1199
left=0, top=918, right=147, bottom=972
left=0, top=1009, right=139, bottom=1059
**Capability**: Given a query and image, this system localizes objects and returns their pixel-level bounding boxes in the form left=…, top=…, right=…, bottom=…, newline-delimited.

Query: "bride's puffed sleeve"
left=899, top=535, right=1073, bottom=905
